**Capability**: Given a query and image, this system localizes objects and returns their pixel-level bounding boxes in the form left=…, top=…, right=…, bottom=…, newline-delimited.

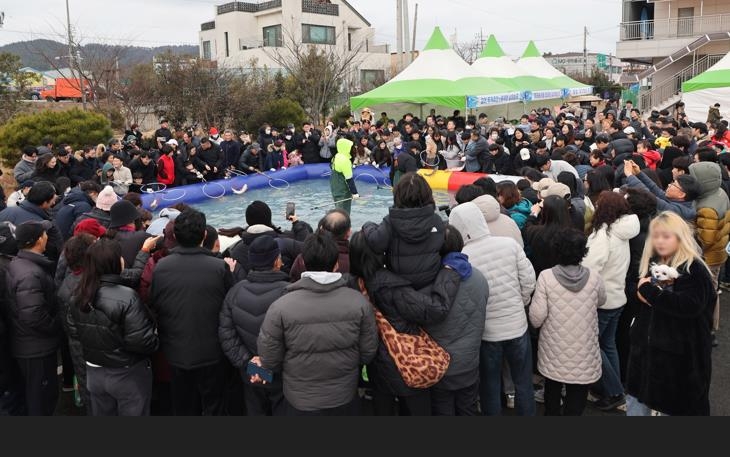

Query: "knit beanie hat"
left=248, top=235, right=280, bottom=270
left=73, top=218, right=107, bottom=238
left=109, top=200, right=140, bottom=229
left=96, top=186, right=118, bottom=211
left=246, top=201, right=273, bottom=227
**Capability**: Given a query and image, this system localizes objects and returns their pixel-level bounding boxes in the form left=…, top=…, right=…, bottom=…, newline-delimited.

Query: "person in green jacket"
left=330, top=137, right=360, bottom=215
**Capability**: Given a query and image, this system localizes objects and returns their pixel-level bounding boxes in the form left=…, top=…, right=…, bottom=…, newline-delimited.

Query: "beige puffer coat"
left=529, top=266, right=606, bottom=385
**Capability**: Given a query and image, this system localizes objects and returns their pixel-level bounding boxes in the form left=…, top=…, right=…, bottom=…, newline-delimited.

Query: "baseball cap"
left=520, top=148, right=531, bottom=161
left=532, top=178, right=555, bottom=193
left=14, top=220, right=52, bottom=249
left=209, top=127, right=219, bottom=136
left=623, top=126, right=636, bottom=135
left=166, top=139, right=179, bottom=147
left=540, top=182, right=572, bottom=200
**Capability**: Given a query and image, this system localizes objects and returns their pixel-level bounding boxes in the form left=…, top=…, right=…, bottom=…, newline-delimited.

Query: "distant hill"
left=0, top=39, right=199, bottom=71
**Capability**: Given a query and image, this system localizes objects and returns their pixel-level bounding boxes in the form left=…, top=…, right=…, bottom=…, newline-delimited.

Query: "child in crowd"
left=529, top=229, right=606, bottom=416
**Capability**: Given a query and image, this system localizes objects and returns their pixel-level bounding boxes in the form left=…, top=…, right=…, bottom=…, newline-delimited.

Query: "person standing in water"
left=330, top=136, right=359, bottom=215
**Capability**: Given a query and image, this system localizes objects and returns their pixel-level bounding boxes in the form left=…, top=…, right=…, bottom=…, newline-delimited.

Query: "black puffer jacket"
left=0, top=254, right=14, bottom=392
left=66, top=275, right=158, bottom=368
left=218, top=270, right=289, bottom=369
left=4, top=251, right=60, bottom=358
left=54, top=188, right=94, bottom=241
left=74, top=208, right=112, bottom=230
left=363, top=205, right=444, bottom=290
left=150, top=247, right=234, bottom=370
left=0, top=201, right=62, bottom=262
left=365, top=267, right=460, bottom=397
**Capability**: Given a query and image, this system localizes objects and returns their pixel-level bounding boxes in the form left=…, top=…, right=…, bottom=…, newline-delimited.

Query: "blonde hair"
left=639, top=211, right=708, bottom=278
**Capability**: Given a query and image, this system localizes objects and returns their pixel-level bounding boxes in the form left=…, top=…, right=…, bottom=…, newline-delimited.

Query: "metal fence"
left=621, top=14, right=730, bottom=41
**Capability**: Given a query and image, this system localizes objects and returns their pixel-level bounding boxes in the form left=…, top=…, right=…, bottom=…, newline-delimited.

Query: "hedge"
left=0, top=109, right=113, bottom=165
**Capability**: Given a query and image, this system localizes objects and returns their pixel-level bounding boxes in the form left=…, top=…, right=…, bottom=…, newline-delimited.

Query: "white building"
left=544, top=52, right=625, bottom=83
left=198, top=0, right=392, bottom=91
left=616, top=0, right=730, bottom=113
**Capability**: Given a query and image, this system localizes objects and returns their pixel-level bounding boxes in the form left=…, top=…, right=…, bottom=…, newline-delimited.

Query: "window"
left=202, top=41, right=212, bottom=60
left=224, top=32, right=230, bottom=57
left=360, top=70, right=385, bottom=89
left=263, top=25, right=283, bottom=47
left=302, top=24, right=336, bottom=45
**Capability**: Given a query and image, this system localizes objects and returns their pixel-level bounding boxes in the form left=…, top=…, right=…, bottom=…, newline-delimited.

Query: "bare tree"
left=116, top=62, right=157, bottom=126
left=453, top=40, right=482, bottom=65
left=264, top=20, right=366, bottom=124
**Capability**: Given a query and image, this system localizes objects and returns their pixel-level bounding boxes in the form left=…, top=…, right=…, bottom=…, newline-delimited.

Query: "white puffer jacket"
left=582, top=214, right=640, bottom=310
left=450, top=202, right=536, bottom=342
left=530, top=266, right=606, bottom=384
left=472, top=195, right=524, bottom=248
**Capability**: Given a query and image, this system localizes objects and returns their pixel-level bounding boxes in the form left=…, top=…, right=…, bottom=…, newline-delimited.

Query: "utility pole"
left=396, top=0, right=403, bottom=71
left=411, top=3, right=418, bottom=61
left=583, top=26, right=588, bottom=78
left=65, top=0, right=86, bottom=110
left=403, top=0, right=411, bottom=66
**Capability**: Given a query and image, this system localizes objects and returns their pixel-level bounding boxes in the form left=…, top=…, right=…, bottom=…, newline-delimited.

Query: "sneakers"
left=534, top=387, right=545, bottom=404
left=595, top=395, right=626, bottom=412
left=506, top=394, right=515, bottom=409
left=62, top=384, right=74, bottom=393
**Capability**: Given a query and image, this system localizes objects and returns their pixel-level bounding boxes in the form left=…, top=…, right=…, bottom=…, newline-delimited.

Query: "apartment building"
left=617, top=0, right=730, bottom=112
left=198, top=0, right=391, bottom=90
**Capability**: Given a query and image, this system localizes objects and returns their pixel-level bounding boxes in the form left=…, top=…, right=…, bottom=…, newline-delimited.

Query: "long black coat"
left=627, top=261, right=715, bottom=416
left=4, top=251, right=60, bottom=359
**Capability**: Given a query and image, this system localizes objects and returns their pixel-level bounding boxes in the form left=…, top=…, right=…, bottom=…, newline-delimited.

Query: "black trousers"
left=544, top=378, right=589, bottom=416
left=372, top=389, right=431, bottom=416
left=170, top=361, right=226, bottom=416
left=17, top=354, right=58, bottom=416
left=244, top=382, right=285, bottom=416
left=618, top=282, right=640, bottom=384
left=286, top=396, right=361, bottom=416
left=431, top=383, right=480, bottom=416
left=86, top=359, right=152, bottom=416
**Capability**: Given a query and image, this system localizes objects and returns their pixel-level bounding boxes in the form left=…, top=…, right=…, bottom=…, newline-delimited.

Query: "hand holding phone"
left=286, top=202, right=296, bottom=221
left=247, top=358, right=273, bottom=384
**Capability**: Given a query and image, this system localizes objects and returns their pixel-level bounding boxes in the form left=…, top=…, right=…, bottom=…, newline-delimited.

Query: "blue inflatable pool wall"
left=140, top=164, right=392, bottom=211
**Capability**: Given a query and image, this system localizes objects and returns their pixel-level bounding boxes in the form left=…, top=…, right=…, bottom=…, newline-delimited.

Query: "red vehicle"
left=40, top=78, right=91, bottom=102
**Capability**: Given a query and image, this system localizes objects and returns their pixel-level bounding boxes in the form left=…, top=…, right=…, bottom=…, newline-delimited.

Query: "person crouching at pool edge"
left=330, top=135, right=360, bottom=215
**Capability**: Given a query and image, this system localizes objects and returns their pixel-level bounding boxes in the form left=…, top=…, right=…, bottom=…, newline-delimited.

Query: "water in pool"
left=188, top=177, right=454, bottom=232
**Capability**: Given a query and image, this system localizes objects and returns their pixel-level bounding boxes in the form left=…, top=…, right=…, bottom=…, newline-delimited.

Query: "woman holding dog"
left=627, top=211, right=716, bottom=416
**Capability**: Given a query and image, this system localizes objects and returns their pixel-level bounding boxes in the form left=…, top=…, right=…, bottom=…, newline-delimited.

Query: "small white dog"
left=650, top=264, right=680, bottom=289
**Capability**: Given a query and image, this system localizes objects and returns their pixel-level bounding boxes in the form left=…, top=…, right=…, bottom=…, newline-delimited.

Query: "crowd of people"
left=0, top=98, right=725, bottom=416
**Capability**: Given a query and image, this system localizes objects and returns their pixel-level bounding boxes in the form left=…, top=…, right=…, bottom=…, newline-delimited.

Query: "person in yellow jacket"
left=330, top=136, right=359, bottom=215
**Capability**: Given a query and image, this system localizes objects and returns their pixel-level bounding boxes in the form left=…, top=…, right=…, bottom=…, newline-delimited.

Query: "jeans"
left=479, top=332, right=536, bottom=416
left=431, top=383, right=479, bottom=416
left=86, top=359, right=152, bottom=416
left=544, top=378, right=589, bottom=416
left=170, top=361, right=227, bottom=416
left=708, top=264, right=722, bottom=332
left=597, top=308, right=624, bottom=398
left=626, top=395, right=667, bottom=416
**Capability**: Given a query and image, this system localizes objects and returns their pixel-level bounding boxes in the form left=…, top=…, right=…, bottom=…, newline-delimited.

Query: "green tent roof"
left=522, top=41, right=542, bottom=58
left=423, top=26, right=451, bottom=51
left=480, top=35, right=505, bottom=58
left=683, top=52, right=730, bottom=93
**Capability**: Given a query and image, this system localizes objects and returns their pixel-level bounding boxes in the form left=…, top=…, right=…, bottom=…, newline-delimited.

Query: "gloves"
left=352, top=194, right=360, bottom=200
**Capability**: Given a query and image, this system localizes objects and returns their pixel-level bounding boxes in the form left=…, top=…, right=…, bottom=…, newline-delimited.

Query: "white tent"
left=516, top=41, right=592, bottom=98
left=682, top=51, right=730, bottom=122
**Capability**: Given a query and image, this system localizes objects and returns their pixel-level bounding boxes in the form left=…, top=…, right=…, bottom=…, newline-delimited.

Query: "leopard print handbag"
left=372, top=306, right=451, bottom=389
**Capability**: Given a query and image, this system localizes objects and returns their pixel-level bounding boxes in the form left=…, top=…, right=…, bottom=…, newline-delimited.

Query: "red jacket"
left=638, top=150, right=661, bottom=171
left=156, top=155, right=175, bottom=186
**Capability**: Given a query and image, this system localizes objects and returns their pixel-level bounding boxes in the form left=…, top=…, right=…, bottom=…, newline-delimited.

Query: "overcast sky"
left=0, top=0, right=623, bottom=56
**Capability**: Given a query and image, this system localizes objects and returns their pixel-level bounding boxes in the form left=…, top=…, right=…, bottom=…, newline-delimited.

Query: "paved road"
left=55, top=295, right=730, bottom=416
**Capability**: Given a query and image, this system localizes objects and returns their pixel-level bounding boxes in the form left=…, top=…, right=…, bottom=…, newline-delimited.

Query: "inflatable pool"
left=139, top=164, right=515, bottom=211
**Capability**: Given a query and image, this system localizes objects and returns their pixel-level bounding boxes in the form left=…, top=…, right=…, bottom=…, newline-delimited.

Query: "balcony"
left=201, top=21, right=215, bottom=31
left=621, top=13, right=730, bottom=41
left=302, top=0, right=339, bottom=16
left=216, top=0, right=282, bottom=15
